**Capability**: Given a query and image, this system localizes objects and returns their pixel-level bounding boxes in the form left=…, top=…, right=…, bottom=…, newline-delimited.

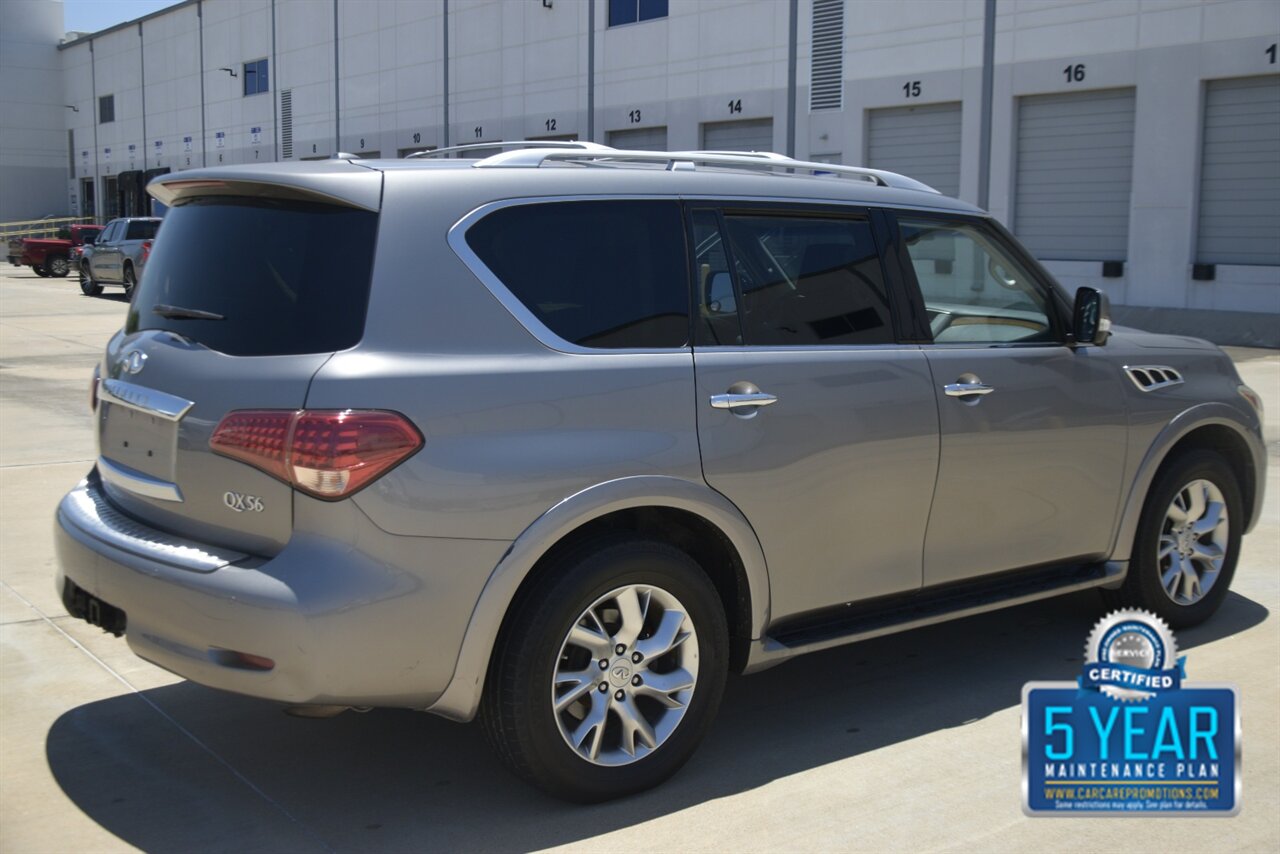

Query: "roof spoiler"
left=147, top=163, right=382, bottom=211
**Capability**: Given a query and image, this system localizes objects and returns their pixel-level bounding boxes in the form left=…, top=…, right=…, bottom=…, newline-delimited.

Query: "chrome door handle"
left=710, top=392, right=778, bottom=410
left=944, top=382, right=995, bottom=397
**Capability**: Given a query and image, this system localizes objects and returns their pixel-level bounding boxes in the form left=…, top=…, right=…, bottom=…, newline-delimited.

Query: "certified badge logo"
left=1082, top=610, right=1183, bottom=701
left=1022, top=609, right=1240, bottom=816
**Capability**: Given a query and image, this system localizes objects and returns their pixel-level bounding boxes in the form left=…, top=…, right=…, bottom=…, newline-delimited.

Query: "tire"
left=122, top=264, right=137, bottom=298
left=1104, top=449, right=1243, bottom=629
left=48, top=255, right=70, bottom=277
left=481, top=537, right=729, bottom=802
left=32, top=264, right=49, bottom=278
left=79, top=263, right=102, bottom=296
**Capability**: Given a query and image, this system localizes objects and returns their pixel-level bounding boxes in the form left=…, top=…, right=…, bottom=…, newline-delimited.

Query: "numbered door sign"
left=250, top=127, right=262, bottom=145
left=104, top=148, right=111, bottom=162
left=128, top=144, right=137, bottom=162
left=183, top=136, right=193, bottom=152
left=215, top=131, right=226, bottom=148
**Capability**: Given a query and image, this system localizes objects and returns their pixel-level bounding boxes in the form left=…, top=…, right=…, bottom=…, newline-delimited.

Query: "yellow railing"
left=0, top=217, right=101, bottom=241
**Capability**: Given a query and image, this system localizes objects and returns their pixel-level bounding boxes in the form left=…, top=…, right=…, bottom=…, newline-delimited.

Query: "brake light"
left=141, top=240, right=152, bottom=262
left=210, top=409, right=422, bottom=499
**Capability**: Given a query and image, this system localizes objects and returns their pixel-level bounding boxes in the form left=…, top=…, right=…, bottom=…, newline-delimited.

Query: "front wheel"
left=481, top=537, right=729, bottom=802
left=32, top=264, right=49, bottom=278
left=79, top=263, right=102, bottom=296
left=1104, top=450, right=1243, bottom=628
left=48, top=255, right=70, bottom=277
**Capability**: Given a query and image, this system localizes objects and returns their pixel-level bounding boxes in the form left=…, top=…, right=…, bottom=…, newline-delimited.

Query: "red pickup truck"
left=7, top=224, right=105, bottom=278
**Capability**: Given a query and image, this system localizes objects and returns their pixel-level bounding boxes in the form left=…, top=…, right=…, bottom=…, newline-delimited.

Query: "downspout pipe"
left=977, top=0, right=996, bottom=210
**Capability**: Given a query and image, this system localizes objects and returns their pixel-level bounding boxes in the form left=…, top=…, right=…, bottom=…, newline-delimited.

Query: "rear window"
left=126, top=197, right=378, bottom=357
left=125, top=220, right=160, bottom=240
left=464, top=200, right=689, bottom=349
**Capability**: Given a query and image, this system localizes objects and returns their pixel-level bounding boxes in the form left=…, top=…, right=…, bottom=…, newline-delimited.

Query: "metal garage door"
left=1014, top=88, right=1135, bottom=261
left=701, top=118, right=774, bottom=153
left=866, top=102, right=962, bottom=198
left=1197, top=75, right=1280, bottom=266
left=607, top=126, right=668, bottom=150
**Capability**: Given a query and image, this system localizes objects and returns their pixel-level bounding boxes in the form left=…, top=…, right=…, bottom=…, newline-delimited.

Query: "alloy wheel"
left=552, top=584, right=699, bottom=766
left=1159, top=478, right=1228, bottom=606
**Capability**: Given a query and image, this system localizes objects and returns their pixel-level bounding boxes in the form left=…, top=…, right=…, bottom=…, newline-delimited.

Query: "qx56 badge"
left=223, top=491, right=265, bottom=513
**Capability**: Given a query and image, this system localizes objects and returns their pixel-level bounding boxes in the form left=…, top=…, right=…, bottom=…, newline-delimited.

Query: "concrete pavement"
left=1, top=265, right=1276, bottom=853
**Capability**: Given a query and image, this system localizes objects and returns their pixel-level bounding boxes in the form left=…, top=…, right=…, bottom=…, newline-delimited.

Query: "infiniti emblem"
left=122, top=350, right=147, bottom=374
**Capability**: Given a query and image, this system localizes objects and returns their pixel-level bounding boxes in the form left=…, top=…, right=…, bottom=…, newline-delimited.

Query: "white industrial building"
left=1, top=0, right=1277, bottom=343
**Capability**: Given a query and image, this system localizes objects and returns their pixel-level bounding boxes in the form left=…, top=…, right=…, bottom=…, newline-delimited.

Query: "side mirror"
left=1072, top=286, right=1111, bottom=346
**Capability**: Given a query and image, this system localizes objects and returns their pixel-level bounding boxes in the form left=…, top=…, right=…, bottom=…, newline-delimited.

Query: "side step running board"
left=743, top=560, right=1125, bottom=674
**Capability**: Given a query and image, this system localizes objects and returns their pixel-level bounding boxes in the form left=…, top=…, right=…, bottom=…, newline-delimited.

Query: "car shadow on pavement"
left=46, top=589, right=1267, bottom=852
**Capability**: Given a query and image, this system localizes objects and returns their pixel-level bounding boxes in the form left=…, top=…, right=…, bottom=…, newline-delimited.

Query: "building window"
left=98, top=95, right=114, bottom=124
left=243, top=59, right=269, bottom=96
left=608, top=0, right=667, bottom=27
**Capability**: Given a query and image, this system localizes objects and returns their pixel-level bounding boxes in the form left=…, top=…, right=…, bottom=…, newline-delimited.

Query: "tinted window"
left=125, top=220, right=159, bottom=241
left=100, top=221, right=121, bottom=243
left=609, top=0, right=668, bottom=26
left=465, top=200, right=689, bottom=349
left=718, top=214, right=894, bottom=346
left=126, top=197, right=378, bottom=357
left=243, top=58, right=269, bottom=96
left=899, top=217, right=1055, bottom=345
left=692, top=210, right=742, bottom=346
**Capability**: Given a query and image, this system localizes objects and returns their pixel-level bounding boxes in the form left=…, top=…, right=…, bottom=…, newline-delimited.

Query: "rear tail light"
left=141, top=240, right=152, bottom=262
left=210, top=409, right=422, bottom=499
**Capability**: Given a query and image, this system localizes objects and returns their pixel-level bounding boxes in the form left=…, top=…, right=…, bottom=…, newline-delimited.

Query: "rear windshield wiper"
left=152, top=304, right=225, bottom=321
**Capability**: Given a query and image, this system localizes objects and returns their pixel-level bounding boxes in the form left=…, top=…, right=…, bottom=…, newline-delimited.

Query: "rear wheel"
left=79, top=262, right=102, bottom=296
left=1104, top=450, right=1242, bottom=628
left=48, top=255, right=70, bottom=277
left=32, top=264, right=49, bottom=278
left=122, top=264, right=137, bottom=298
left=481, top=537, right=729, bottom=802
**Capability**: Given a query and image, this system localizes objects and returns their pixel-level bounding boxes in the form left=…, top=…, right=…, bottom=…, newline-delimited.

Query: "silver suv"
left=54, top=143, right=1266, bottom=801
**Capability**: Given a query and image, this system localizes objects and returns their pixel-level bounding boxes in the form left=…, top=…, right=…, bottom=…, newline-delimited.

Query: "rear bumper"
left=54, top=471, right=509, bottom=708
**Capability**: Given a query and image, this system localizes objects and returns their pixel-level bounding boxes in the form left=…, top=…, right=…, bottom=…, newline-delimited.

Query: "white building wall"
left=1, top=0, right=69, bottom=220
left=47, top=0, right=1280, bottom=341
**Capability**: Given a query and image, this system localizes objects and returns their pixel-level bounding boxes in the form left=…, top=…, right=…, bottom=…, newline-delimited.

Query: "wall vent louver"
left=809, top=0, right=844, bottom=111
left=280, top=89, right=293, bottom=159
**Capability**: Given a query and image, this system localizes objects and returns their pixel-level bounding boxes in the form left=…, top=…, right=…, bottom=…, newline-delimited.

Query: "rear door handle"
left=944, top=382, right=995, bottom=397
left=710, top=392, right=778, bottom=410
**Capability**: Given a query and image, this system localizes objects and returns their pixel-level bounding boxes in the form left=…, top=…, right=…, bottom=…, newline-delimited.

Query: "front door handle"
left=944, top=381, right=995, bottom=398
left=710, top=392, right=778, bottom=410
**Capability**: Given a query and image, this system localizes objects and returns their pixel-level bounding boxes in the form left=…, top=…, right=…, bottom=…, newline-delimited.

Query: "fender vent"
left=1125, top=365, right=1184, bottom=392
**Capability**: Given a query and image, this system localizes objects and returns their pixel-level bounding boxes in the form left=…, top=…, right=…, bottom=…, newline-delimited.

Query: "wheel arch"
left=426, top=475, right=771, bottom=722
left=1111, top=404, right=1265, bottom=562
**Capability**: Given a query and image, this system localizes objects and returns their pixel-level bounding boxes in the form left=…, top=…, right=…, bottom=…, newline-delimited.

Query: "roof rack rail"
left=407, top=140, right=616, bottom=159
left=471, top=147, right=939, bottom=194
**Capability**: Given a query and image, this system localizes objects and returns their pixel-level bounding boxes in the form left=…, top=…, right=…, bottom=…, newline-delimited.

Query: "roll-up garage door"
left=866, top=102, right=962, bottom=198
left=1014, top=88, right=1135, bottom=261
left=607, top=126, right=668, bottom=150
left=701, top=118, right=774, bottom=152
left=1197, top=75, right=1280, bottom=266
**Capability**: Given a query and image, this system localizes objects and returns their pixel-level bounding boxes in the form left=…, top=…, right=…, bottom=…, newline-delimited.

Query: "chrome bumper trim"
left=99, top=456, right=184, bottom=503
